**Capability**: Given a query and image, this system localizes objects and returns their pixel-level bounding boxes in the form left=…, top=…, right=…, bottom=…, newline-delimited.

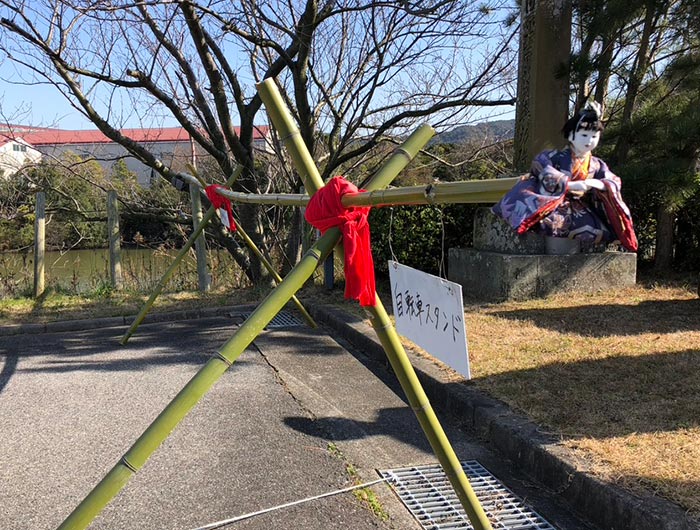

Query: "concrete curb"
left=308, top=304, right=697, bottom=530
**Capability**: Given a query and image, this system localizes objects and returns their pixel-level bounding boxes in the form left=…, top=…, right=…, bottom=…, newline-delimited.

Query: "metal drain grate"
left=236, top=310, right=305, bottom=329
left=379, top=461, right=556, bottom=530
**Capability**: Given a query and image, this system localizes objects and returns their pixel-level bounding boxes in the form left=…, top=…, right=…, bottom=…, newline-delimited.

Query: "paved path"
left=0, top=315, right=594, bottom=530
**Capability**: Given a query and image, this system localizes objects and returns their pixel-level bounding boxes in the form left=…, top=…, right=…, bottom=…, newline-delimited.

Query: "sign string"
left=439, top=205, right=446, bottom=280
left=388, top=206, right=398, bottom=264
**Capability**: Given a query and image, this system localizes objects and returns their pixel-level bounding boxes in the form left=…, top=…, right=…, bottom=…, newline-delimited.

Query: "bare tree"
left=0, top=0, right=517, bottom=284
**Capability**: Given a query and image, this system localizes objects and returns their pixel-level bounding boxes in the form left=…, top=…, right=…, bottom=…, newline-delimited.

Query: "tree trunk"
left=282, top=207, right=303, bottom=276
left=653, top=203, right=675, bottom=273
left=613, top=3, right=659, bottom=165
left=593, top=32, right=616, bottom=105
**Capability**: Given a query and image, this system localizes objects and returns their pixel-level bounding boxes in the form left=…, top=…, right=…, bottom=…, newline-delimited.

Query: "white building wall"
left=0, top=141, right=42, bottom=178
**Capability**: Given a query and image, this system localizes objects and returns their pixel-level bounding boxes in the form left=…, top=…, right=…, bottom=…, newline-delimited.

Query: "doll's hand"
left=567, top=181, right=588, bottom=196
left=585, top=179, right=605, bottom=191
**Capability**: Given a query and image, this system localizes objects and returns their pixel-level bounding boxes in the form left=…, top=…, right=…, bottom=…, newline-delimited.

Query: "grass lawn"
left=449, top=283, right=700, bottom=521
left=1, top=279, right=698, bottom=520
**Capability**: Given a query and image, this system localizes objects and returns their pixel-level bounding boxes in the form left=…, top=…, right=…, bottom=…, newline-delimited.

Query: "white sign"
left=388, top=261, right=470, bottom=379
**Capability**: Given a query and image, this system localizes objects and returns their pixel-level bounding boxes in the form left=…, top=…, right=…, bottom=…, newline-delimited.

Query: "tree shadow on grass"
left=471, top=347, right=700, bottom=439
left=491, top=298, right=700, bottom=336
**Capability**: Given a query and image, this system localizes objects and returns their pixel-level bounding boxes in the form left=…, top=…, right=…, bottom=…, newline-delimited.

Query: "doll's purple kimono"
left=492, top=147, right=638, bottom=252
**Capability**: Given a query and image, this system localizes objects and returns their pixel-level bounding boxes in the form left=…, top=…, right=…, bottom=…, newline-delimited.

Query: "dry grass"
left=0, top=287, right=266, bottom=325
left=305, top=280, right=700, bottom=517
left=461, top=284, right=700, bottom=518
left=301, top=280, right=700, bottom=517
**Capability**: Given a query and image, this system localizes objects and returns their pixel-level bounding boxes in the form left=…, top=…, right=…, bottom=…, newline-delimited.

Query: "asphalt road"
left=0, top=315, right=597, bottom=530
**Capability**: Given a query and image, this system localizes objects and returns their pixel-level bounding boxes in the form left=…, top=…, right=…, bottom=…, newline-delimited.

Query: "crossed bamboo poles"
left=58, top=79, right=500, bottom=530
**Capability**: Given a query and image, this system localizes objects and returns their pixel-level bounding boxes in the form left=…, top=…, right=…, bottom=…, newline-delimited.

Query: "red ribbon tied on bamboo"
left=305, top=176, right=376, bottom=307
left=205, top=184, right=236, bottom=232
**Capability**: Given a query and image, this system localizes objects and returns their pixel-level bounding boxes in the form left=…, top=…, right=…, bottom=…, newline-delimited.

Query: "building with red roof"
left=8, top=125, right=272, bottom=185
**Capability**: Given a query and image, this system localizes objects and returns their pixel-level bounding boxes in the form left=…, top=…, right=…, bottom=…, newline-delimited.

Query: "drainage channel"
left=380, top=461, right=556, bottom=530
left=232, top=310, right=305, bottom=329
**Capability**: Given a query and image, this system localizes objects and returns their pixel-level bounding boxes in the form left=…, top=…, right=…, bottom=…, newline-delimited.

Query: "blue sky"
left=0, top=60, right=181, bottom=130
left=0, top=80, right=91, bottom=129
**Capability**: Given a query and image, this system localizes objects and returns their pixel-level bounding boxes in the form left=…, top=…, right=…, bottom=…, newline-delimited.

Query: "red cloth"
left=595, top=186, right=638, bottom=252
left=305, top=176, right=376, bottom=307
left=205, top=184, right=236, bottom=232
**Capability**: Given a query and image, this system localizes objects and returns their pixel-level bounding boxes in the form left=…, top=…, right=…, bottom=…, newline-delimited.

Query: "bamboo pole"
left=190, top=183, right=211, bottom=292
left=33, top=191, right=45, bottom=298
left=107, top=190, right=123, bottom=290
left=257, top=78, right=494, bottom=530
left=232, top=218, right=316, bottom=328
left=216, top=177, right=518, bottom=207
left=57, top=231, right=340, bottom=530
left=57, top=96, right=431, bottom=530
left=119, top=167, right=243, bottom=345
left=120, top=168, right=316, bottom=345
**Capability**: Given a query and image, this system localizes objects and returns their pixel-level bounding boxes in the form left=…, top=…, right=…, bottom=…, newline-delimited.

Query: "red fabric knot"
left=205, top=184, right=236, bottom=232
left=304, top=176, right=376, bottom=307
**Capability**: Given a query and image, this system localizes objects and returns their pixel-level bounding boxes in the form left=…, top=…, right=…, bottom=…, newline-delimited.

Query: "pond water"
left=0, top=248, right=242, bottom=296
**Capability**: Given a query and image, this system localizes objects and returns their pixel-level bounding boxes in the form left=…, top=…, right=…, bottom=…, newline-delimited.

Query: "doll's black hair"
left=561, top=103, right=604, bottom=138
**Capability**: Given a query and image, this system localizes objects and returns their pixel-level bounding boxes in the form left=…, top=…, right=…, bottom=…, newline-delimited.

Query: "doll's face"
left=568, top=128, right=600, bottom=156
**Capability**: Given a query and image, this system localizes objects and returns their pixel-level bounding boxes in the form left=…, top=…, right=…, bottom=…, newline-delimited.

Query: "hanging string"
left=388, top=206, right=398, bottom=264
left=438, top=205, right=446, bottom=279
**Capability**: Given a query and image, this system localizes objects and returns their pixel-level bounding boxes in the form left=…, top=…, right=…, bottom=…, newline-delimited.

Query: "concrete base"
left=473, top=207, right=546, bottom=254
left=448, top=248, right=637, bottom=301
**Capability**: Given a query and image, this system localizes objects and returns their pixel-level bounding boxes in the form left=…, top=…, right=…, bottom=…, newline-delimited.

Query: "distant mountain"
left=433, top=119, right=515, bottom=145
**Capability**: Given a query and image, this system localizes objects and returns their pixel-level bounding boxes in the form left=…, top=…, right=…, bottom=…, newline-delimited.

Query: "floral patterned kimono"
left=492, top=148, right=638, bottom=252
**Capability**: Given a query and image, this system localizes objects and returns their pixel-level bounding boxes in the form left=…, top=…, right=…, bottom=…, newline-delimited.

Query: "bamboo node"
left=424, top=184, right=436, bottom=204
left=392, top=146, right=412, bottom=160
left=213, top=350, right=233, bottom=367
left=119, top=456, right=138, bottom=473
left=412, top=400, right=433, bottom=413
left=279, top=130, right=301, bottom=142
left=305, top=248, right=322, bottom=261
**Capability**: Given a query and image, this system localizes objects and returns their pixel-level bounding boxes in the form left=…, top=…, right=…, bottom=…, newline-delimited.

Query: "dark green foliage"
left=1, top=154, right=111, bottom=251
left=603, top=61, right=700, bottom=270
left=0, top=171, right=37, bottom=250
left=370, top=203, right=478, bottom=277
left=0, top=154, right=190, bottom=252
left=675, top=189, right=700, bottom=270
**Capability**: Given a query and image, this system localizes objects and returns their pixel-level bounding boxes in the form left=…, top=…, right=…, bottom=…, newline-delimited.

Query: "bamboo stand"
left=257, top=79, right=493, bottom=530
left=58, top=91, right=442, bottom=530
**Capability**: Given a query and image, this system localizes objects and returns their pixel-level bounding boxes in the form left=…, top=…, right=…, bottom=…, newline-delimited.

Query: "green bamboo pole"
left=58, top=93, right=432, bottom=530
left=232, top=218, right=316, bottom=328
left=120, top=167, right=242, bottom=345
left=57, top=230, right=340, bottom=530
left=217, top=177, right=518, bottom=207
left=257, top=78, right=494, bottom=530
left=120, top=167, right=316, bottom=345
left=173, top=171, right=315, bottom=327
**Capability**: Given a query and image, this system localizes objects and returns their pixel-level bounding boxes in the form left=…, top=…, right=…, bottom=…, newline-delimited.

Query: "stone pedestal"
left=448, top=208, right=637, bottom=301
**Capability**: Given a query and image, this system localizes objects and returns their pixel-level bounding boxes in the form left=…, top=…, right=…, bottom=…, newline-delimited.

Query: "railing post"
left=107, top=190, right=123, bottom=290
left=190, top=185, right=211, bottom=292
left=33, top=191, right=45, bottom=298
